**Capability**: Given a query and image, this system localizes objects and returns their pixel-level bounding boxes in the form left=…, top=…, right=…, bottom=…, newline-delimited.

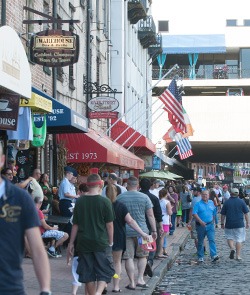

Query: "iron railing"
left=152, top=66, right=250, bottom=80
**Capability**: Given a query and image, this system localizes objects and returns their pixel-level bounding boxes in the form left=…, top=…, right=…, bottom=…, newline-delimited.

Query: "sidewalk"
left=23, top=227, right=190, bottom=295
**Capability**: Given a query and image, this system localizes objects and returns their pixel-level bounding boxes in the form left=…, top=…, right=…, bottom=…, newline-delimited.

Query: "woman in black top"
left=106, top=184, right=149, bottom=293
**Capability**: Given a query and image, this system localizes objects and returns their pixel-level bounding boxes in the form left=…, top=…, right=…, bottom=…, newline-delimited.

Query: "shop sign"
left=30, top=29, right=79, bottom=67
left=88, top=96, right=119, bottom=119
left=152, top=155, right=161, bottom=170
left=89, top=111, right=118, bottom=119
left=0, top=94, right=20, bottom=130
left=88, top=96, right=119, bottom=112
left=20, top=92, right=52, bottom=113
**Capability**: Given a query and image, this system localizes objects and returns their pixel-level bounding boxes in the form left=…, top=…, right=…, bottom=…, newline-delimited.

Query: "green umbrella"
left=165, top=171, right=183, bottom=179
left=139, top=170, right=175, bottom=180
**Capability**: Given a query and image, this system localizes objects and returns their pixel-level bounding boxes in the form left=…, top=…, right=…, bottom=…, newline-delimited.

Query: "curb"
left=143, top=232, right=190, bottom=295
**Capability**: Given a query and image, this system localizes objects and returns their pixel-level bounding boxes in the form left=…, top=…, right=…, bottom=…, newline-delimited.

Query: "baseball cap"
left=231, top=188, right=239, bottom=194
left=159, top=180, right=165, bottom=187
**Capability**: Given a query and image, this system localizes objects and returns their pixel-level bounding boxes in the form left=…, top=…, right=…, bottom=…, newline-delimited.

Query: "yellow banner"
left=20, top=92, right=52, bottom=113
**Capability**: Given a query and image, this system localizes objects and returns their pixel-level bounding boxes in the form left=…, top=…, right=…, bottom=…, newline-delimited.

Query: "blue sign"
left=152, top=155, right=161, bottom=170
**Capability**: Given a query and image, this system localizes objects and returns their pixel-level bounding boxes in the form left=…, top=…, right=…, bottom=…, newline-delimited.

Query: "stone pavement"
left=153, top=226, right=250, bottom=295
left=23, top=227, right=190, bottom=295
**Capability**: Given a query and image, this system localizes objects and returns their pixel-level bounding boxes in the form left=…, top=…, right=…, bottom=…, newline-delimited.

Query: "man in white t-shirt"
left=149, top=179, right=160, bottom=198
left=222, top=185, right=231, bottom=203
left=102, top=173, right=127, bottom=197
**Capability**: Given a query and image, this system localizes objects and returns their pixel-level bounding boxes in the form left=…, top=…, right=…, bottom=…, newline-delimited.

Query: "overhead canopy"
left=110, top=119, right=156, bottom=154
left=0, top=26, right=31, bottom=98
left=57, top=130, right=144, bottom=170
left=162, top=34, right=226, bottom=54
left=139, top=170, right=175, bottom=180
left=32, top=87, right=88, bottom=134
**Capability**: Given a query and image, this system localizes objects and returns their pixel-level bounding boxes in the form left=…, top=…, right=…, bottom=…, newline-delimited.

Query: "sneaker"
left=198, top=258, right=204, bottom=263
left=212, top=256, right=219, bottom=262
left=229, top=249, right=235, bottom=259
left=145, top=262, right=153, bottom=277
left=236, top=256, right=242, bottom=261
left=47, top=249, right=57, bottom=258
left=54, top=251, right=62, bottom=258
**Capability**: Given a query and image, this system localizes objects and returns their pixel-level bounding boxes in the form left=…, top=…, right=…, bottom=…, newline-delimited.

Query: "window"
left=43, top=1, right=50, bottom=30
left=158, top=21, right=169, bottom=32
left=226, top=19, right=237, bottom=26
left=244, top=19, right=250, bottom=26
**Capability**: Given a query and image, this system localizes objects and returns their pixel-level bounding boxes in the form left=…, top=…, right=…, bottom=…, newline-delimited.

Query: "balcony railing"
left=138, top=16, right=157, bottom=48
left=152, top=66, right=250, bottom=80
left=148, top=33, right=162, bottom=56
left=128, top=0, right=147, bottom=24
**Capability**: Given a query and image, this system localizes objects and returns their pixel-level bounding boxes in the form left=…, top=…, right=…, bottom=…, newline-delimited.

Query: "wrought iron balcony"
left=148, top=33, right=162, bottom=56
left=138, top=16, right=157, bottom=48
left=128, top=0, right=147, bottom=24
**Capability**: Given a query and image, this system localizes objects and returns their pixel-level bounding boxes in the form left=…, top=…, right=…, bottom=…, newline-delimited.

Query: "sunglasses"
left=5, top=173, right=13, bottom=176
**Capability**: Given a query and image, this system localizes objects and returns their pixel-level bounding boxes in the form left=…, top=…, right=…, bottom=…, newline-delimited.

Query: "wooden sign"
left=30, top=29, right=79, bottom=67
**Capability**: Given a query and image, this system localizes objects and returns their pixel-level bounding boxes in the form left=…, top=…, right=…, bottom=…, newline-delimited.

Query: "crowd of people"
left=0, top=144, right=249, bottom=295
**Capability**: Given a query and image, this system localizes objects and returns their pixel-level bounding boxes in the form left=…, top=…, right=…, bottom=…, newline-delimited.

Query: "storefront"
left=32, top=87, right=89, bottom=183
left=57, top=129, right=144, bottom=181
left=0, top=26, right=33, bottom=176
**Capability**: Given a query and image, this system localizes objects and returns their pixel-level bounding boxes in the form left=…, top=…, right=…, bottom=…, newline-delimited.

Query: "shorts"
left=163, top=224, right=170, bottom=233
left=41, top=230, right=65, bottom=241
left=122, top=237, right=149, bottom=259
left=190, top=219, right=197, bottom=240
left=224, top=227, right=246, bottom=243
left=76, top=246, right=115, bottom=283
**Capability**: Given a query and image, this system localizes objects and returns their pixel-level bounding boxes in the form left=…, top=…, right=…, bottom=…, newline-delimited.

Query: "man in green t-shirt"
left=67, top=174, right=115, bottom=295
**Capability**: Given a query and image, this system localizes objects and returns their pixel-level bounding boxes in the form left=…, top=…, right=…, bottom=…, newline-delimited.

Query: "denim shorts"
left=76, top=246, right=115, bottom=283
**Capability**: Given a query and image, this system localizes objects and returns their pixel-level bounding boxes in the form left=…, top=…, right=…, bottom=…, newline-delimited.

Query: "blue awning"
left=162, top=34, right=226, bottom=54
left=32, top=87, right=88, bottom=134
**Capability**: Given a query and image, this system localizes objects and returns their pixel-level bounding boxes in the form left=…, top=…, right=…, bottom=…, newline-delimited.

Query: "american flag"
left=175, top=137, right=193, bottom=160
left=159, top=79, right=186, bottom=133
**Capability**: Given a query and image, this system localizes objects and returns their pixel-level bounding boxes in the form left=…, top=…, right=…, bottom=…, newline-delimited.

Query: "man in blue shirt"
left=221, top=187, right=249, bottom=261
left=193, top=190, right=219, bottom=263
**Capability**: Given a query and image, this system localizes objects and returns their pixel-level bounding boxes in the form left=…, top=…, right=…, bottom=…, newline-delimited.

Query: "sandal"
left=112, top=290, right=122, bottom=293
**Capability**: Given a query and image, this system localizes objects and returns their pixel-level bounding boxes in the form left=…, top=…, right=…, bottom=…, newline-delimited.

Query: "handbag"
left=137, top=235, right=156, bottom=252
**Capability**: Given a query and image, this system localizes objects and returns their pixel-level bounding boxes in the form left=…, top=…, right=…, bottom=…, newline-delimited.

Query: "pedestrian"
left=102, top=173, right=127, bottom=197
left=157, top=188, right=172, bottom=258
left=222, top=185, right=230, bottom=203
left=209, top=189, right=220, bottom=228
left=69, top=183, right=89, bottom=295
left=221, top=188, right=249, bottom=261
left=139, top=178, right=163, bottom=277
left=117, top=176, right=157, bottom=290
left=0, top=143, right=51, bottom=295
left=192, top=190, right=219, bottom=263
left=188, top=187, right=207, bottom=254
left=167, top=185, right=178, bottom=235
left=106, top=183, right=150, bottom=292
left=180, top=185, right=192, bottom=225
left=34, top=196, right=69, bottom=258
left=67, top=173, right=115, bottom=295
left=59, top=166, right=79, bottom=217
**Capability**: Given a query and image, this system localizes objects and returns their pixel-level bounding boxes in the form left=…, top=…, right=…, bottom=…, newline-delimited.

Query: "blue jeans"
left=169, top=213, right=177, bottom=234
left=196, top=223, right=217, bottom=259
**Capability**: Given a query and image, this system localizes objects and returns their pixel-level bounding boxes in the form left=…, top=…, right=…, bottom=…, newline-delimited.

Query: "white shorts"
left=224, top=227, right=246, bottom=243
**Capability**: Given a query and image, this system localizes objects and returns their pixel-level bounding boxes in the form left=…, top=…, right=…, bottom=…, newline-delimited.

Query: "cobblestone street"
left=153, top=227, right=250, bottom=295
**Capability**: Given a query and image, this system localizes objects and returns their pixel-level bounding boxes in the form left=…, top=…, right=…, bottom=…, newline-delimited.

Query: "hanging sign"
left=0, top=94, right=20, bottom=130
left=30, top=29, right=79, bottom=67
left=88, top=96, right=119, bottom=119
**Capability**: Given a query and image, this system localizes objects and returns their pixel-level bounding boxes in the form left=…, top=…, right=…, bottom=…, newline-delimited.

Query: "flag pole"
left=105, top=64, right=179, bottom=136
